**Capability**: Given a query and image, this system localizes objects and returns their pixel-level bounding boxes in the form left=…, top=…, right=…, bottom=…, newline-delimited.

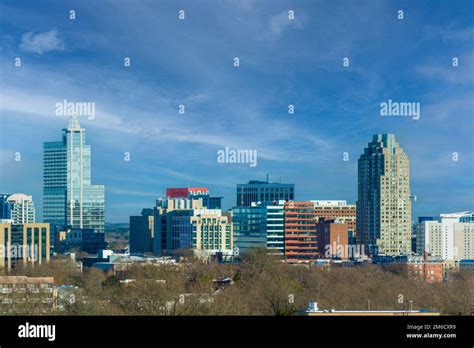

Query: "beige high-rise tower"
left=357, top=134, right=412, bottom=256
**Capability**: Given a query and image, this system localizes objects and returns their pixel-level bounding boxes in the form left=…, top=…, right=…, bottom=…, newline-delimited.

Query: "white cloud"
left=19, top=29, right=65, bottom=55
left=415, top=50, right=473, bottom=85
left=268, top=10, right=304, bottom=37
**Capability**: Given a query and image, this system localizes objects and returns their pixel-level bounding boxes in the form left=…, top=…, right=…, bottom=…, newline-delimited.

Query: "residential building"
left=284, top=201, right=318, bottom=263
left=406, top=253, right=444, bottom=283
left=0, top=276, right=55, bottom=314
left=236, top=178, right=294, bottom=206
left=5, top=193, right=35, bottom=224
left=357, top=134, right=412, bottom=256
left=43, top=115, right=105, bottom=233
left=416, top=211, right=474, bottom=261
left=0, top=222, right=51, bottom=269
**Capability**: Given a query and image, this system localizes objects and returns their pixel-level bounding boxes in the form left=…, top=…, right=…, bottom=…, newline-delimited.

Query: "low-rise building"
left=0, top=276, right=55, bottom=314
left=0, top=222, right=51, bottom=269
left=55, top=227, right=107, bottom=254
left=316, top=218, right=350, bottom=260
left=406, top=254, right=444, bottom=283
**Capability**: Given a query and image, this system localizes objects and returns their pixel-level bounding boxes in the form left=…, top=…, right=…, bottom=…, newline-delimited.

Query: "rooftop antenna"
left=266, top=174, right=269, bottom=183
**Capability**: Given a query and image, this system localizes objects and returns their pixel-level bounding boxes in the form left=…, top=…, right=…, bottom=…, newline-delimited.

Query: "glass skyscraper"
left=43, top=115, right=105, bottom=233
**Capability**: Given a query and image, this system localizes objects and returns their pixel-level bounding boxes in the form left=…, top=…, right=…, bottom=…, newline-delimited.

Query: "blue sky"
left=0, top=0, right=473, bottom=222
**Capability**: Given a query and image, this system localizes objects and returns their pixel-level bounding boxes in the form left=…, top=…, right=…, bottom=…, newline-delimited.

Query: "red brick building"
left=407, top=253, right=443, bottom=283
left=316, top=219, right=350, bottom=259
left=284, top=202, right=318, bottom=263
left=312, top=201, right=356, bottom=233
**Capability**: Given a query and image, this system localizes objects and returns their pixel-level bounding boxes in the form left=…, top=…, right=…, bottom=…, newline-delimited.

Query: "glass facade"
left=0, top=194, right=12, bottom=220
left=236, top=180, right=294, bottom=206
left=43, top=116, right=105, bottom=233
left=232, top=205, right=267, bottom=254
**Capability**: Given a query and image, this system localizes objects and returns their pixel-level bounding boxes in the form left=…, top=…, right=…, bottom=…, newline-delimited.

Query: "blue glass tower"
left=0, top=194, right=12, bottom=219
left=43, top=116, right=105, bottom=233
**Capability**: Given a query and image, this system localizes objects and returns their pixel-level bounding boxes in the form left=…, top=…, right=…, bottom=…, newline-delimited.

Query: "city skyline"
left=0, top=0, right=473, bottom=222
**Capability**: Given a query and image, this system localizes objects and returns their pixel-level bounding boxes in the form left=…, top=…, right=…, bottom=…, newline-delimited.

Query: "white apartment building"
left=6, top=193, right=35, bottom=224
left=417, top=212, right=474, bottom=261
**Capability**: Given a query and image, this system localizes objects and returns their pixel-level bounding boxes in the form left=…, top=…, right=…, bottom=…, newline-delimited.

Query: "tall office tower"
left=416, top=212, right=474, bottom=261
left=284, top=201, right=318, bottom=263
left=357, top=134, right=412, bottom=256
left=5, top=193, right=35, bottom=223
left=43, top=115, right=105, bottom=233
left=236, top=178, right=294, bottom=206
left=0, top=194, right=12, bottom=220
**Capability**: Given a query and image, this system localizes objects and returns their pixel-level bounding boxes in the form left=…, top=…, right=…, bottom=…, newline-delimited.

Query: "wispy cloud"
left=19, top=29, right=65, bottom=55
left=268, top=10, right=304, bottom=37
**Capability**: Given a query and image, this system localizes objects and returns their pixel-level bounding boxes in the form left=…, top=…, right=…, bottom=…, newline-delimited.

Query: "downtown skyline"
left=0, top=0, right=473, bottom=222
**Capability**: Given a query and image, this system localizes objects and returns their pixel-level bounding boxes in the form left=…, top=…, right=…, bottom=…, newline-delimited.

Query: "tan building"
left=454, top=222, right=474, bottom=260
left=191, top=210, right=233, bottom=258
left=357, top=134, right=412, bottom=256
left=0, top=222, right=50, bottom=270
left=0, top=276, right=55, bottom=314
left=312, top=200, right=356, bottom=233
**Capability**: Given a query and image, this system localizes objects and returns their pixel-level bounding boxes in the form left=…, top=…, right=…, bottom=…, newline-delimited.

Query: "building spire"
left=68, top=112, right=82, bottom=130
